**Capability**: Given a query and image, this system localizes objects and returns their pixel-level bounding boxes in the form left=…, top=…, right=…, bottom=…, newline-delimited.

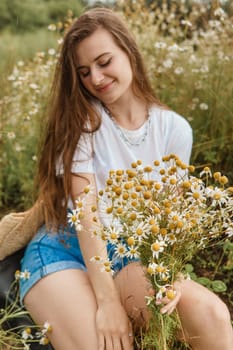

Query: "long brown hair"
left=37, top=7, right=164, bottom=227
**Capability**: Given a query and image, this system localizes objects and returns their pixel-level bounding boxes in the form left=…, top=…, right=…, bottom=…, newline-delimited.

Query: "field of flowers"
left=0, top=0, right=232, bottom=347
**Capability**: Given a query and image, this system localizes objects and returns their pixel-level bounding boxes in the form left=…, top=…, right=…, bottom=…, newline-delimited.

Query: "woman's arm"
left=71, top=173, right=133, bottom=349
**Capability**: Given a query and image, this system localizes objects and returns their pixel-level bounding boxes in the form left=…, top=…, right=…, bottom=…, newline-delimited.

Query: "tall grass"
left=0, top=28, right=59, bottom=92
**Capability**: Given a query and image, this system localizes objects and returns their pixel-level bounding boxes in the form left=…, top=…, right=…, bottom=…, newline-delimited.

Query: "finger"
left=128, top=322, right=134, bottom=345
left=160, top=291, right=181, bottom=314
left=98, top=333, right=105, bottom=350
left=112, top=336, right=122, bottom=350
left=105, top=335, right=114, bottom=350
left=121, top=333, right=133, bottom=350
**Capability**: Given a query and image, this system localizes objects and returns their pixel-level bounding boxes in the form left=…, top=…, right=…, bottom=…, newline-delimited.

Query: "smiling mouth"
left=96, top=81, right=114, bottom=92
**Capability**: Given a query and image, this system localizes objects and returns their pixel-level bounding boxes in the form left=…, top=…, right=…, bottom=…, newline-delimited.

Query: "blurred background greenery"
left=0, top=0, right=232, bottom=337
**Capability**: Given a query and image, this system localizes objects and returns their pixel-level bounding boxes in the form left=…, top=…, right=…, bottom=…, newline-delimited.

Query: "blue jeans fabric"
left=20, top=223, right=138, bottom=304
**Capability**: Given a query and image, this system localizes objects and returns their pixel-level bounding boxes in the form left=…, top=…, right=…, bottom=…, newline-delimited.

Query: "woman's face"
left=76, top=28, right=134, bottom=105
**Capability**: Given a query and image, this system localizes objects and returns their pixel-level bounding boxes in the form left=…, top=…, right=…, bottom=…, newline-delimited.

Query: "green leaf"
left=197, top=277, right=211, bottom=287
left=184, top=264, right=194, bottom=273
left=211, top=280, right=227, bottom=293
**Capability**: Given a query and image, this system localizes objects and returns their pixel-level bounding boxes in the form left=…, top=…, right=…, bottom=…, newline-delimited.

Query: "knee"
left=205, top=296, right=231, bottom=328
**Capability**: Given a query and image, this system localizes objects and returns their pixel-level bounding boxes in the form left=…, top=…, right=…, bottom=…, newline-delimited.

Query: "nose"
left=91, top=68, right=104, bottom=86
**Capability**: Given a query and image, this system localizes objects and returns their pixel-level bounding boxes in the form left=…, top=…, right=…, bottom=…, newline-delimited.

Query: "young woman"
left=20, top=7, right=233, bottom=350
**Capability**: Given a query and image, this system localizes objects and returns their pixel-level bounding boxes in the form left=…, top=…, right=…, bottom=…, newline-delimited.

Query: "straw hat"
left=0, top=201, right=45, bottom=261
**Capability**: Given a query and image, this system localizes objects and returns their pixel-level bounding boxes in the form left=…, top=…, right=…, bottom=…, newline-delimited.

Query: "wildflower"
left=90, top=255, right=103, bottom=263
left=199, top=103, right=208, bottom=110
left=100, top=259, right=113, bottom=273
left=48, top=24, right=56, bottom=31
left=145, top=295, right=155, bottom=306
left=200, top=167, right=212, bottom=178
left=163, top=59, right=173, bottom=68
left=151, top=240, right=166, bottom=259
left=206, top=187, right=228, bottom=206
left=15, top=270, right=21, bottom=280
left=48, top=48, right=56, bottom=56
left=156, top=286, right=167, bottom=300
left=126, top=246, right=140, bottom=259
left=115, top=243, right=127, bottom=258
left=39, top=336, right=50, bottom=345
left=20, top=270, right=31, bottom=280
left=67, top=210, right=79, bottom=226
left=134, top=221, right=150, bottom=240
left=181, top=19, right=192, bottom=27
left=29, top=83, right=39, bottom=90
left=154, top=41, right=167, bottom=49
left=22, top=328, right=33, bottom=340
left=17, top=60, right=25, bottom=66
left=7, top=131, right=16, bottom=139
left=174, top=67, right=184, bottom=75
left=107, top=226, right=120, bottom=244
left=166, top=288, right=177, bottom=300
left=42, top=321, right=52, bottom=334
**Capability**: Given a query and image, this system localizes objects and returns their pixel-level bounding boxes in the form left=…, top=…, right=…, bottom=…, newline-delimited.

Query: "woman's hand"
left=96, top=298, right=133, bottom=350
left=156, top=281, right=182, bottom=315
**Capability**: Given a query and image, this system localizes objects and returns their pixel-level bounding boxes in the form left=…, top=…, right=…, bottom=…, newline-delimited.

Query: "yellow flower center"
left=127, top=237, right=135, bottom=246
left=160, top=228, right=167, bottom=236
left=110, top=233, right=117, bottom=240
left=123, top=192, right=129, bottom=200
left=106, top=179, right=113, bottom=185
left=182, top=181, right=191, bottom=189
left=130, top=213, right=137, bottom=220
left=151, top=225, right=159, bottom=234
left=117, top=207, right=123, bottom=214
left=136, top=228, right=143, bottom=236
left=214, top=193, right=222, bottom=200
left=193, top=192, right=200, bottom=199
left=170, top=178, right=177, bottom=185
left=166, top=290, right=176, bottom=300
left=147, top=266, right=154, bottom=275
left=143, top=191, right=152, bottom=200
left=151, top=243, right=160, bottom=251
left=154, top=183, right=161, bottom=190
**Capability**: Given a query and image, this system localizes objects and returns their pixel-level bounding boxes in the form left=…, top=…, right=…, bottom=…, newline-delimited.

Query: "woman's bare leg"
left=177, top=279, right=233, bottom=350
left=114, top=262, right=233, bottom=350
left=24, top=269, right=99, bottom=350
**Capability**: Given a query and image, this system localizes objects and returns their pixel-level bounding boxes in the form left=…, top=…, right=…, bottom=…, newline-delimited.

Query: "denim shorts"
left=20, top=223, right=138, bottom=304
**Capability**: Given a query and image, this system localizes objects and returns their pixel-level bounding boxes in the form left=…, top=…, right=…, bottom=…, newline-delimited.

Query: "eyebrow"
left=77, top=52, right=111, bottom=70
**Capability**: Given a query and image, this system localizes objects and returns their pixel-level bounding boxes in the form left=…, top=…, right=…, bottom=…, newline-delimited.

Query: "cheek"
left=80, top=77, right=92, bottom=92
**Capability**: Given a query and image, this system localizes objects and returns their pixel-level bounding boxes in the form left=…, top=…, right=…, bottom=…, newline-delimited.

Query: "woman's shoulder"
left=150, top=104, right=192, bottom=131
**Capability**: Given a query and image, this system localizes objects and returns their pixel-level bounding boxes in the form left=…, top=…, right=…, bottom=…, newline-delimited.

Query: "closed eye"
left=79, top=70, right=90, bottom=78
left=99, top=58, right=112, bottom=67
left=78, top=58, right=112, bottom=78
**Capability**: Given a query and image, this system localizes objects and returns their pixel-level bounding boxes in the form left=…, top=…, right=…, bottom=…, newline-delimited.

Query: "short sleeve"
left=71, top=133, right=94, bottom=173
left=165, top=112, right=193, bottom=164
left=56, top=133, right=94, bottom=175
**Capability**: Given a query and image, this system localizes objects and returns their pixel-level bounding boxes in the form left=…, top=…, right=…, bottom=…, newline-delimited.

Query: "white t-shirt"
left=68, top=104, right=193, bottom=194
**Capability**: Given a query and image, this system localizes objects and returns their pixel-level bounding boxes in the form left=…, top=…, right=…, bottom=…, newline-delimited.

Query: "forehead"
left=76, top=28, right=121, bottom=65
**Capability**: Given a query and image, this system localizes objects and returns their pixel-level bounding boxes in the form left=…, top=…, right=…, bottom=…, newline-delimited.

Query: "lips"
left=96, top=80, right=114, bottom=93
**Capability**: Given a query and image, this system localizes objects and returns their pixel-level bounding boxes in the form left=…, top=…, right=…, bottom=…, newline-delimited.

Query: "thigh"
left=177, top=278, right=231, bottom=331
left=24, top=269, right=98, bottom=350
left=114, top=262, right=151, bottom=329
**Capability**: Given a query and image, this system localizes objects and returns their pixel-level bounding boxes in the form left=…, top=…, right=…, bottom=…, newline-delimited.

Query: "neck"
left=104, top=97, right=148, bottom=130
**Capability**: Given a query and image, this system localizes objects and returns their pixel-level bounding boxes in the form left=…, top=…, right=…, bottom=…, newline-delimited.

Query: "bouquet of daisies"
left=69, top=154, right=233, bottom=349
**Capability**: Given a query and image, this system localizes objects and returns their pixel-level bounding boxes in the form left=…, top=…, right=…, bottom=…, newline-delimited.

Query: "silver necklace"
left=103, top=106, right=151, bottom=147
